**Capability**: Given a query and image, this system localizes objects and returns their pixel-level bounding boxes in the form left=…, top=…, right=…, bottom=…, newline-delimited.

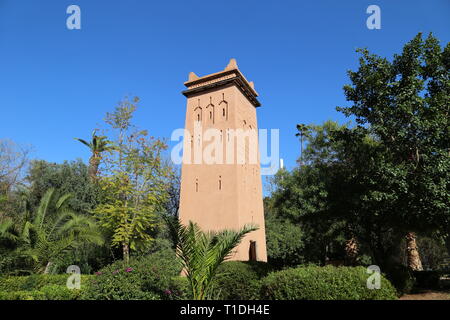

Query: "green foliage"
left=12, top=189, right=104, bottom=273
left=94, top=96, right=172, bottom=262
left=259, top=266, right=397, bottom=300
left=0, top=274, right=91, bottom=291
left=75, top=129, right=115, bottom=180
left=0, top=290, right=46, bottom=300
left=265, top=217, right=305, bottom=268
left=213, top=261, right=273, bottom=300
left=265, top=122, right=350, bottom=267
left=0, top=274, right=91, bottom=300
left=166, top=217, right=258, bottom=300
left=167, top=276, right=191, bottom=300
left=26, top=159, right=103, bottom=215
left=336, top=33, right=450, bottom=235
left=82, top=249, right=181, bottom=300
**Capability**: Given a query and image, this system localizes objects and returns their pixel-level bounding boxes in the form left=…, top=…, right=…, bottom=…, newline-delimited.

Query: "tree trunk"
left=123, top=243, right=130, bottom=264
left=406, top=232, right=423, bottom=271
left=344, top=236, right=359, bottom=266
left=88, top=156, right=100, bottom=181
left=43, top=261, right=53, bottom=274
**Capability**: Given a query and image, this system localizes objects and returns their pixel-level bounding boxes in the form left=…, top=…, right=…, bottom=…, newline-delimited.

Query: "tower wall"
left=179, top=60, right=267, bottom=262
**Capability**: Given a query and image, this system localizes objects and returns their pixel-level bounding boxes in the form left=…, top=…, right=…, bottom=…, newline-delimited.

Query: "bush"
left=213, top=261, right=274, bottom=300
left=82, top=249, right=181, bottom=300
left=0, top=274, right=91, bottom=292
left=258, top=266, right=397, bottom=300
left=0, top=274, right=91, bottom=300
left=265, top=218, right=306, bottom=269
left=0, top=290, right=46, bottom=300
left=384, top=264, right=416, bottom=295
left=167, top=276, right=191, bottom=300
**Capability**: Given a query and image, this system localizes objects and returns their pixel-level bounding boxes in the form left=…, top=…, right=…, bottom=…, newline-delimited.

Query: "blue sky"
left=0, top=0, right=449, bottom=182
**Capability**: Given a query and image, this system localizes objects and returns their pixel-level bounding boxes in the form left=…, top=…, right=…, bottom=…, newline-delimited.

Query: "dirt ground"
left=400, top=290, right=450, bottom=300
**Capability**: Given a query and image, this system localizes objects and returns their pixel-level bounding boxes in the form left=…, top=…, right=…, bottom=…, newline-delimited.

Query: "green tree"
left=166, top=217, right=257, bottom=300
left=266, top=121, right=349, bottom=266
left=336, top=33, right=450, bottom=270
left=75, top=130, right=114, bottom=181
left=25, top=159, right=103, bottom=215
left=94, top=97, right=172, bottom=263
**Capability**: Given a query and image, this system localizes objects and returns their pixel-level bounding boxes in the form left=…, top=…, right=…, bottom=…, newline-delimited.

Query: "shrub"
left=40, top=285, right=82, bottom=300
left=82, top=249, right=181, bottom=300
left=213, top=261, right=274, bottom=300
left=0, top=274, right=91, bottom=300
left=0, top=290, right=46, bottom=300
left=0, top=274, right=91, bottom=292
left=167, top=276, right=191, bottom=300
left=259, top=266, right=397, bottom=300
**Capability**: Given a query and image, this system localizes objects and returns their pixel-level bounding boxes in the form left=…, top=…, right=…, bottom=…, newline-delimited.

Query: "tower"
left=179, top=59, right=267, bottom=262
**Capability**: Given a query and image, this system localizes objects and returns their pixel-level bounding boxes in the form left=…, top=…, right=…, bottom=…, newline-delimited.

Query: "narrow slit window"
left=195, top=179, right=198, bottom=192
left=249, top=241, right=257, bottom=261
left=219, top=176, right=222, bottom=190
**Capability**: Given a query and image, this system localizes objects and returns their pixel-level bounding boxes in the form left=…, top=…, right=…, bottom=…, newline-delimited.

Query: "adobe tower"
left=179, top=59, right=267, bottom=262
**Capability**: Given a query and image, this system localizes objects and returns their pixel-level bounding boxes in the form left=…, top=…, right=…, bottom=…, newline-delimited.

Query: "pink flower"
left=95, top=271, right=102, bottom=276
left=125, top=267, right=133, bottom=273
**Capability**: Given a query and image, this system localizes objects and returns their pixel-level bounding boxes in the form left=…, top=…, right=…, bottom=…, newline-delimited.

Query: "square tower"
left=179, top=59, right=267, bottom=262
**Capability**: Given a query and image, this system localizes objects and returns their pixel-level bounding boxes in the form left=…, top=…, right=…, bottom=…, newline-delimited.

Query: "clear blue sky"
left=1, top=1, right=449, bottom=180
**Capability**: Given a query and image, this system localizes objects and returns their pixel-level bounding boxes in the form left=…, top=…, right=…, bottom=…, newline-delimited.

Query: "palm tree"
left=14, top=189, right=104, bottom=273
left=166, top=217, right=258, bottom=300
left=75, top=130, right=114, bottom=180
left=295, top=123, right=310, bottom=166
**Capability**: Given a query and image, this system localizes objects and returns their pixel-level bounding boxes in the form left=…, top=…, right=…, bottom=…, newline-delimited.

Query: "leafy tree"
left=336, top=33, right=450, bottom=270
left=94, top=97, right=172, bottom=263
left=166, top=217, right=257, bottom=300
left=75, top=130, right=115, bottom=181
left=264, top=214, right=305, bottom=269
left=266, top=121, right=349, bottom=266
left=25, top=159, right=103, bottom=215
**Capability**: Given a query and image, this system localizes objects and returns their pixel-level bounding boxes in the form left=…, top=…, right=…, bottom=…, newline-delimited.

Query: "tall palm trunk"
left=344, top=236, right=359, bottom=266
left=88, top=156, right=100, bottom=181
left=406, top=232, right=423, bottom=271
left=123, top=243, right=130, bottom=264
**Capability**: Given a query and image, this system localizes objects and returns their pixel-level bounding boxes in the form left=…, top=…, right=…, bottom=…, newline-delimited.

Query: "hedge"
left=0, top=274, right=92, bottom=300
left=213, top=261, right=274, bottom=300
left=81, top=249, right=182, bottom=300
left=258, top=265, right=397, bottom=300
